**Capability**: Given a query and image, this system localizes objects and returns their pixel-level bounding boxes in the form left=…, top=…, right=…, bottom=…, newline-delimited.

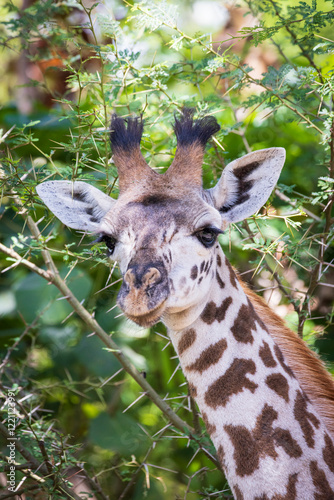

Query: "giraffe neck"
left=166, top=247, right=334, bottom=500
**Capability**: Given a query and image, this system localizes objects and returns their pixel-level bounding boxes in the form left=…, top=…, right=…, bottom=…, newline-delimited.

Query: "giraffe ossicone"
left=37, top=110, right=334, bottom=499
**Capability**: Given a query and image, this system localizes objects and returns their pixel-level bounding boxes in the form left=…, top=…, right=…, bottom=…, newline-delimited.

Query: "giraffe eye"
left=95, top=233, right=117, bottom=255
left=195, top=227, right=222, bottom=248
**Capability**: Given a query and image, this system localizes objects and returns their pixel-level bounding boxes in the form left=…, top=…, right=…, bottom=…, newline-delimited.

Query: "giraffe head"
left=37, top=110, right=285, bottom=329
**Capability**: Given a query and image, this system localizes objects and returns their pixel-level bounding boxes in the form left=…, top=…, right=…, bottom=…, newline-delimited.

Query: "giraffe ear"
left=209, top=148, right=286, bottom=223
left=36, top=181, right=116, bottom=232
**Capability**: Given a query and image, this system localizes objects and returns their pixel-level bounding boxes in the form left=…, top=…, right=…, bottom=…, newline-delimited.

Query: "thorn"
left=145, top=463, right=179, bottom=474
left=152, top=423, right=171, bottom=437
left=167, top=363, right=181, bottom=384
left=122, top=392, right=147, bottom=413
left=106, top=260, right=118, bottom=284
left=186, top=447, right=200, bottom=468
left=154, top=331, right=169, bottom=340
left=100, top=368, right=123, bottom=387
left=107, top=303, right=118, bottom=313
left=61, top=299, right=84, bottom=323
left=94, top=277, right=122, bottom=294
left=161, top=341, right=171, bottom=351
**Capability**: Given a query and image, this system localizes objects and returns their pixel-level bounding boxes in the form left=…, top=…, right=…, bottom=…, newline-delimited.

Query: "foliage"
left=0, top=0, right=333, bottom=498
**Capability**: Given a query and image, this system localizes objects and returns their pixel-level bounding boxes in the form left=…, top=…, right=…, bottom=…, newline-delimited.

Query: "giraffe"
left=36, top=110, right=334, bottom=499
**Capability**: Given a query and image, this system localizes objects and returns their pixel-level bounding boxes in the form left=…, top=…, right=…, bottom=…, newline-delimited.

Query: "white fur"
left=36, top=181, right=115, bottom=232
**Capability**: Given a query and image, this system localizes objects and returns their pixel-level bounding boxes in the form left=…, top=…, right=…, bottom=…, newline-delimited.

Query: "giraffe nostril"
left=145, top=268, right=161, bottom=286
left=124, top=266, right=162, bottom=290
left=124, top=269, right=136, bottom=287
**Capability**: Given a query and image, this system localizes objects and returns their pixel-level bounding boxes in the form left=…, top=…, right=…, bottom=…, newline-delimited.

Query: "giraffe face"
left=99, top=192, right=222, bottom=327
left=36, top=111, right=285, bottom=329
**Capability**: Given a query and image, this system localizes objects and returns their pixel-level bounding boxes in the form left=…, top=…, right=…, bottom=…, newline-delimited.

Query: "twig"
left=118, top=443, right=156, bottom=500
left=79, top=469, right=110, bottom=500
left=275, top=189, right=321, bottom=223
left=0, top=422, right=82, bottom=500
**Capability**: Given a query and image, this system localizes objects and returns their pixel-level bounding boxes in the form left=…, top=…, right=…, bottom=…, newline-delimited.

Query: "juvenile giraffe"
left=37, top=110, right=334, bottom=499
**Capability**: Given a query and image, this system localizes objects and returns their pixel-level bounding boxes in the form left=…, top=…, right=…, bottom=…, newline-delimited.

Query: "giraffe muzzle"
left=117, top=263, right=169, bottom=327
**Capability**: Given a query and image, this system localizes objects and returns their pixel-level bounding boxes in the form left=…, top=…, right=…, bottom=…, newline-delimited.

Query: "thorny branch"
left=297, top=112, right=334, bottom=337
left=0, top=421, right=82, bottom=500
left=118, top=442, right=157, bottom=500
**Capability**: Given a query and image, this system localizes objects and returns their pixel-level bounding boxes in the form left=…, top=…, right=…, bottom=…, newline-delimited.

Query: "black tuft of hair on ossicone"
left=173, top=108, right=220, bottom=148
left=110, top=114, right=144, bottom=152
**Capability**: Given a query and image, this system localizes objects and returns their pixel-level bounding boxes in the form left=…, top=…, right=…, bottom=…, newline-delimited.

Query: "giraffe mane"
left=240, top=279, right=334, bottom=436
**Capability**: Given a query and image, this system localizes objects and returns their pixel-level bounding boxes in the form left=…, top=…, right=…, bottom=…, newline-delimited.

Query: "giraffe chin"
left=122, top=301, right=167, bottom=327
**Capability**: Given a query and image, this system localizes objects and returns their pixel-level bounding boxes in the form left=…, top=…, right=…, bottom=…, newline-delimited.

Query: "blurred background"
left=0, top=0, right=333, bottom=498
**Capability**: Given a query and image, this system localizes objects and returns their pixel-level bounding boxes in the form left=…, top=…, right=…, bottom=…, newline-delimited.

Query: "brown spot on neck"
left=272, top=428, right=302, bottom=460
left=216, top=270, right=225, bottom=289
left=178, top=329, right=197, bottom=355
left=259, top=341, right=277, bottom=368
left=310, top=461, right=334, bottom=499
left=202, top=411, right=217, bottom=436
left=323, top=433, right=334, bottom=473
left=294, top=390, right=320, bottom=448
left=205, top=358, right=258, bottom=409
left=201, top=297, right=232, bottom=325
left=186, top=338, right=227, bottom=374
left=274, top=344, right=295, bottom=378
left=225, top=256, right=238, bottom=288
left=234, top=485, right=245, bottom=500
left=231, top=302, right=256, bottom=344
left=265, top=373, right=290, bottom=402
left=225, top=423, right=259, bottom=477
left=225, top=404, right=302, bottom=478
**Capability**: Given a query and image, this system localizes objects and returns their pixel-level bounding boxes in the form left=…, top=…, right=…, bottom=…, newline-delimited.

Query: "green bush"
left=0, top=0, right=333, bottom=498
